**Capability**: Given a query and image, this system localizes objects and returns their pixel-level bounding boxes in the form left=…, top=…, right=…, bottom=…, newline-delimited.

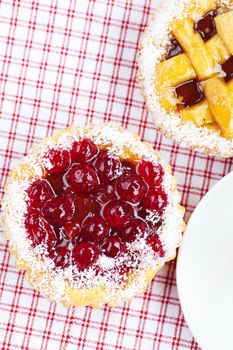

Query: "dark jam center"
left=25, top=139, right=167, bottom=272
left=175, top=79, right=204, bottom=108
left=166, top=37, right=184, bottom=59
left=194, top=10, right=218, bottom=42
left=221, top=56, right=233, bottom=83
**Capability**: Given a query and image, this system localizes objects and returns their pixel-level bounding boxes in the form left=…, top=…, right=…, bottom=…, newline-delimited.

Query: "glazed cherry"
left=46, top=173, right=66, bottom=195
left=194, top=10, right=217, bottom=42
left=103, top=199, right=134, bottom=228
left=27, top=180, right=55, bottom=208
left=137, top=207, right=163, bottom=229
left=115, top=173, right=147, bottom=203
left=118, top=264, right=130, bottom=277
left=73, top=242, right=100, bottom=270
left=94, top=152, right=122, bottom=183
left=142, top=188, right=168, bottom=212
left=81, top=213, right=110, bottom=244
left=64, top=194, right=101, bottom=240
left=166, top=37, right=183, bottom=59
left=95, top=183, right=116, bottom=205
left=71, top=138, right=98, bottom=163
left=122, top=161, right=135, bottom=174
left=146, top=234, right=165, bottom=257
left=118, top=218, right=148, bottom=243
left=25, top=211, right=57, bottom=249
left=175, top=79, right=204, bottom=108
left=51, top=247, right=71, bottom=268
left=101, top=237, right=126, bottom=258
left=222, top=56, right=233, bottom=83
left=66, top=164, right=99, bottom=193
left=44, top=148, right=71, bottom=174
left=54, top=226, right=68, bottom=246
left=64, top=222, right=81, bottom=241
left=43, top=196, right=75, bottom=225
left=136, top=160, right=164, bottom=187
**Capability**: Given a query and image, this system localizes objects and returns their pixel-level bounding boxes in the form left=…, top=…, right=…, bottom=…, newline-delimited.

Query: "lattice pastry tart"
left=1, top=124, right=184, bottom=307
left=138, top=0, right=233, bottom=157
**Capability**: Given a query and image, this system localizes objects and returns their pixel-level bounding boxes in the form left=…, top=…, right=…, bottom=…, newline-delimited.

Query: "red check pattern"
left=0, top=0, right=232, bottom=349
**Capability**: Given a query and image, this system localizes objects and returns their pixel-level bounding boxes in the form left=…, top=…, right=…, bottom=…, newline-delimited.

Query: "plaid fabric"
left=0, top=0, right=232, bottom=349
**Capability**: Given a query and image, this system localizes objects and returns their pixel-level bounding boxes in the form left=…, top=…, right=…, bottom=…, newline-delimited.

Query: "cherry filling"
left=71, top=138, right=98, bottom=163
left=221, top=56, right=233, bottom=83
left=166, top=37, right=184, bottom=59
left=27, top=180, right=55, bottom=208
left=175, top=79, right=204, bottom=108
left=43, top=196, right=75, bottom=225
left=66, top=164, right=99, bottom=193
left=194, top=10, right=218, bottom=42
left=44, top=148, right=71, bottom=174
left=81, top=213, right=110, bottom=244
left=118, top=218, right=148, bottom=243
left=25, top=138, right=167, bottom=273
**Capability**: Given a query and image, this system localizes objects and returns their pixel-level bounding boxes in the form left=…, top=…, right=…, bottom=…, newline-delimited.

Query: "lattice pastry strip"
left=180, top=100, right=214, bottom=127
left=205, top=35, right=230, bottom=64
left=172, top=18, right=216, bottom=80
left=155, top=54, right=196, bottom=112
left=186, top=0, right=217, bottom=18
left=215, top=11, right=233, bottom=54
left=203, top=77, right=233, bottom=138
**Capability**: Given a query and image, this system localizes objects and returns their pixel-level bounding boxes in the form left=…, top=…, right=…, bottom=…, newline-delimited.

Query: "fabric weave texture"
left=0, top=0, right=232, bottom=349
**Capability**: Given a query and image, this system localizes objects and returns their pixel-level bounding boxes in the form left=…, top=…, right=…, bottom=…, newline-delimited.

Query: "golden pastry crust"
left=138, top=0, right=233, bottom=157
left=1, top=124, right=185, bottom=307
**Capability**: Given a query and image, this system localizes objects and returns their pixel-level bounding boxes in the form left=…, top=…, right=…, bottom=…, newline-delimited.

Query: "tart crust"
left=138, top=0, right=233, bottom=157
left=1, top=124, right=185, bottom=307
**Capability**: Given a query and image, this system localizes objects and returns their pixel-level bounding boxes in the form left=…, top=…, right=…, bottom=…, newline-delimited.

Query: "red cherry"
left=65, top=164, right=99, bottom=193
left=118, top=264, right=130, bottom=276
left=137, top=207, right=149, bottom=221
left=118, top=218, right=148, bottom=243
left=25, top=211, right=57, bottom=249
left=43, top=196, right=75, bottom=225
left=51, top=247, right=71, bottom=268
left=46, top=173, right=66, bottom=195
left=54, top=226, right=68, bottom=246
left=94, top=152, right=122, bottom=183
left=27, top=180, right=55, bottom=208
left=122, top=161, right=135, bottom=174
left=44, top=148, right=71, bottom=174
left=115, top=173, right=147, bottom=203
left=103, top=199, right=134, bottom=228
left=71, top=138, right=98, bottom=163
left=95, top=183, right=116, bottom=205
left=146, top=234, right=165, bottom=257
left=81, top=213, right=110, bottom=244
left=101, top=237, right=126, bottom=257
left=64, top=222, right=81, bottom=241
left=137, top=207, right=163, bottom=229
left=142, top=188, right=168, bottom=212
left=73, top=242, right=100, bottom=270
left=64, top=194, right=101, bottom=239
left=136, top=160, right=164, bottom=187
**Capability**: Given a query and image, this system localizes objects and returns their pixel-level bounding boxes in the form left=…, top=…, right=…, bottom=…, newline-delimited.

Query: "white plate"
left=177, top=171, right=233, bottom=350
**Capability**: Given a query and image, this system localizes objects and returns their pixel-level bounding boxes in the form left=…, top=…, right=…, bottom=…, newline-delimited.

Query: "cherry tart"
left=1, top=124, right=185, bottom=307
left=138, top=0, right=233, bottom=157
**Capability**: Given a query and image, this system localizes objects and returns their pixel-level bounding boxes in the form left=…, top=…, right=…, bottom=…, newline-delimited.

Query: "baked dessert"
left=1, top=124, right=185, bottom=307
left=138, top=0, right=233, bottom=157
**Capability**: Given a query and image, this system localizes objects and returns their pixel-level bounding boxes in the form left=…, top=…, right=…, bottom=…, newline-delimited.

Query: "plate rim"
left=176, top=170, right=233, bottom=350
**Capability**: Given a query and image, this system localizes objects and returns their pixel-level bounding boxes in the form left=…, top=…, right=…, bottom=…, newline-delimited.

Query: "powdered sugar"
left=1, top=124, right=184, bottom=305
left=138, top=0, right=233, bottom=158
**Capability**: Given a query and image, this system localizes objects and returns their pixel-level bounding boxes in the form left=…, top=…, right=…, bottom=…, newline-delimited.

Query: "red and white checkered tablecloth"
left=0, top=0, right=232, bottom=349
